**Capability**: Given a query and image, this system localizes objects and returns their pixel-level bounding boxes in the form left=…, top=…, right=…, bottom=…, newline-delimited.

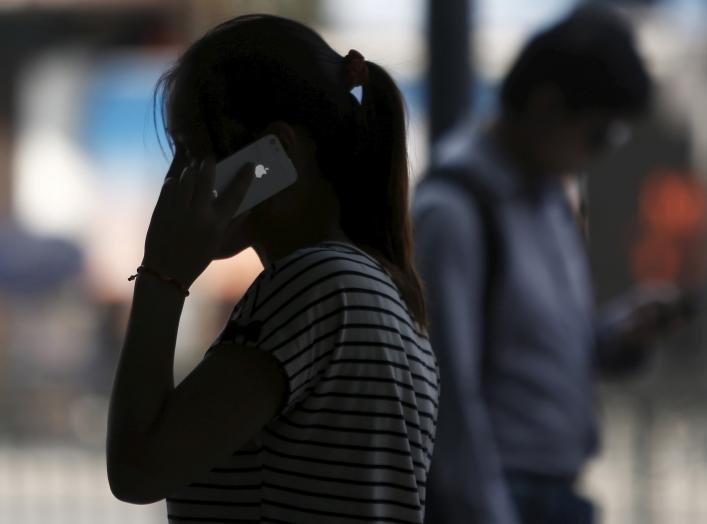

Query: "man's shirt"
left=412, top=125, right=600, bottom=524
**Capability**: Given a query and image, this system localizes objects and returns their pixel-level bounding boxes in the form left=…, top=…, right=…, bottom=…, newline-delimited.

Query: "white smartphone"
left=213, top=134, right=298, bottom=219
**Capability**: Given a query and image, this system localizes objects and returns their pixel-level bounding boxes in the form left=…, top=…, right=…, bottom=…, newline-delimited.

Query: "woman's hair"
left=154, top=14, right=428, bottom=331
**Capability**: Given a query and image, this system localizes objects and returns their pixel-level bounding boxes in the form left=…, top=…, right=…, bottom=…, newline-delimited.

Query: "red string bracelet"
left=128, top=265, right=190, bottom=297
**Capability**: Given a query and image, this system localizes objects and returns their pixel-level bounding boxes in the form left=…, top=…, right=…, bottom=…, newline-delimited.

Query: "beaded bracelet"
left=128, top=265, right=190, bottom=297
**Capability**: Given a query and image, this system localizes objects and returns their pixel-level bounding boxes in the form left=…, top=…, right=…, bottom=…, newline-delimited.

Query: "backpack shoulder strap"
left=425, top=166, right=502, bottom=377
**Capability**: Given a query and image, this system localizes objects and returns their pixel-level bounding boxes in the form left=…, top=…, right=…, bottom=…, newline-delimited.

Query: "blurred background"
left=0, top=0, right=706, bottom=522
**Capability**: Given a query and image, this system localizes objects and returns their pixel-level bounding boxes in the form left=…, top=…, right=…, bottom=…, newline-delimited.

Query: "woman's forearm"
left=107, top=273, right=186, bottom=456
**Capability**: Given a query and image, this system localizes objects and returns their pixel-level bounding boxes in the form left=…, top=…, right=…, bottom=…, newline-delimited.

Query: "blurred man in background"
left=413, top=7, right=685, bottom=524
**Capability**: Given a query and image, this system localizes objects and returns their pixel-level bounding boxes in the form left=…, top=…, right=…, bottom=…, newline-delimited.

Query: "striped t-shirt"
left=165, top=240, right=439, bottom=523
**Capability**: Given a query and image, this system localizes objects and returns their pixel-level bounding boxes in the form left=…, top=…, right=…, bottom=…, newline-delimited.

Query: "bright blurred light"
left=14, top=129, right=95, bottom=237
left=322, top=0, right=423, bottom=29
left=478, top=0, right=576, bottom=31
left=14, top=50, right=95, bottom=238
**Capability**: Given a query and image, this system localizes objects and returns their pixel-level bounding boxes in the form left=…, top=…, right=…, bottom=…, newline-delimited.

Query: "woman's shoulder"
left=230, top=240, right=402, bottom=331
left=267, top=240, right=391, bottom=288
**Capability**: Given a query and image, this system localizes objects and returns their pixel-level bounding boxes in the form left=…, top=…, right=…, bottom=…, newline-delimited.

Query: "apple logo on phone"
left=255, top=164, right=269, bottom=179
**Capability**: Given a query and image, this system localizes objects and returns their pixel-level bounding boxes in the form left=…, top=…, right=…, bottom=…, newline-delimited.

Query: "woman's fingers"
left=193, top=156, right=217, bottom=207
left=214, top=162, right=255, bottom=224
left=177, top=162, right=198, bottom=209
left=154, top=176, right=178, bottom=215
left=165, top=146, right=188, bottom=182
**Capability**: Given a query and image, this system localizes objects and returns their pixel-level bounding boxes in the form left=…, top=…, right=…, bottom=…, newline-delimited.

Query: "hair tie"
left=344, top=49, right=369, bottom=90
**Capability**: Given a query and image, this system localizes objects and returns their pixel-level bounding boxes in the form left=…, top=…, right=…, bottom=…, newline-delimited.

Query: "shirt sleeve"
left=412, top=180, right=520, bottom=524
left=211, top=259, right=351, bottom=418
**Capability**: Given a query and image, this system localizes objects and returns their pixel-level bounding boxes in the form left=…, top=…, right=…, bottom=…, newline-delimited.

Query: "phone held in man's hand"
left=628, top=284, right=707, bottom=338
left=213, top=134, right=298, bottom=219
left=663, top=286, right=707, bottom=325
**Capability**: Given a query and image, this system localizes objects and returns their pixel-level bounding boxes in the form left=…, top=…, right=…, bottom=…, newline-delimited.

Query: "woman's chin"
left=213, top=233, right=250, bottom=260
left=213, top=242, right=248, bottom=260
left=214, top=214, right=252, bottom=259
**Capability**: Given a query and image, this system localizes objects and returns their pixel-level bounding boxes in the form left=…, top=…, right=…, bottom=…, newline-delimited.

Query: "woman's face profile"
left=167, top=85, right=335, bottom=261
left=205, top=123, right=321, bottom=260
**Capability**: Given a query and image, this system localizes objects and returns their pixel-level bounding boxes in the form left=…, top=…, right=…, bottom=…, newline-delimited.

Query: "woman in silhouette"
left=107, top=14, right=438, bottom=523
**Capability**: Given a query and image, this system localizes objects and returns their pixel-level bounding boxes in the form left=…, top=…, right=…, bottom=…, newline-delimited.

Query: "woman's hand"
left=141, top=147, right=253, bottom=289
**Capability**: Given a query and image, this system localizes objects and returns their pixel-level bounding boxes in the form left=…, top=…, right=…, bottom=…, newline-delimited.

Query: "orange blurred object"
left=631, top=169, right=707, bottom=285
left=639, top=170, right=707, bottom=235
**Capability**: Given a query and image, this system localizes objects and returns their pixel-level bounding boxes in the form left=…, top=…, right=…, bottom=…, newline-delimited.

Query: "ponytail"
left=334, top=60, right=429, bottom=333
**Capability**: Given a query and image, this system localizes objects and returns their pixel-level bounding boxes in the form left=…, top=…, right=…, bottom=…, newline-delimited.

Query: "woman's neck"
left=252, top=222, right=352, bottom=269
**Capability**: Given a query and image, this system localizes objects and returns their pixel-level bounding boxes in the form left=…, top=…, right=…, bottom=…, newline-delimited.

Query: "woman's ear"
left=263, top=121, right=296, bottom=152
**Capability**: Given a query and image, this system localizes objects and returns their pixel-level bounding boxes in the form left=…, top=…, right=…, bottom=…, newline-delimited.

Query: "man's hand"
left=613, top=283, right=687, bottom=349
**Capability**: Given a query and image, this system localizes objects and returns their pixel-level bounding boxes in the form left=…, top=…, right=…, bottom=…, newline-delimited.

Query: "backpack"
left=418, top=164, right=504, bottom=376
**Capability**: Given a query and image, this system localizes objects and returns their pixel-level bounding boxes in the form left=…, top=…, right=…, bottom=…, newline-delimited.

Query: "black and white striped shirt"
left=165, top=240, right=439, bottom=523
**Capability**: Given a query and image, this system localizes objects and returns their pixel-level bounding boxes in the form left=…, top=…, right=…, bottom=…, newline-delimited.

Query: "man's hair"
left=500, top=5, right=652, bottom=117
